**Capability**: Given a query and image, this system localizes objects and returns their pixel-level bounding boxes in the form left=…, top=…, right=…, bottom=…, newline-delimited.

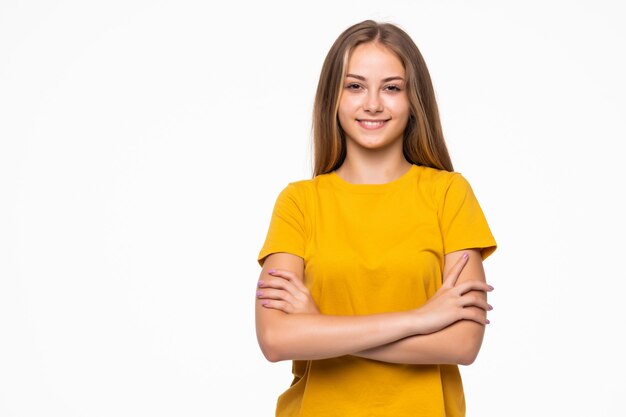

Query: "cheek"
left=339, top=95, right=360, bottom=113
left=337, top=105, right=348, bottom=122
left=338, top=98, right=358, bottom=123
left=384, top=96, right=410, bottom=115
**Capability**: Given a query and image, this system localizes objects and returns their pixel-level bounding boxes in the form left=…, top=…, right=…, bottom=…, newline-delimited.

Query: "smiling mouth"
left=357, top=119, right=389, bottom=129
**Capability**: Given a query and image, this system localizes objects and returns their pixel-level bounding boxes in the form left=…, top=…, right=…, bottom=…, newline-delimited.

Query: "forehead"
left=346, top=42, right=405, bottom=76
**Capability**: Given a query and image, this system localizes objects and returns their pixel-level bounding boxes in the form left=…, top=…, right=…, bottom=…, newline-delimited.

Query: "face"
left=338, top=42, right=410, bottom=153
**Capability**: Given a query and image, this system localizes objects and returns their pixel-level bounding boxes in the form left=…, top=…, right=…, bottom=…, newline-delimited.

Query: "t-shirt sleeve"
left=438, top=173, right=497, bottom=260
left=257, top=183, right=306, bottom=267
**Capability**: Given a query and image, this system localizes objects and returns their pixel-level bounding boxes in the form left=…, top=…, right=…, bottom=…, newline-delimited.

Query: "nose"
left=364, top=91, right=383, bottom=113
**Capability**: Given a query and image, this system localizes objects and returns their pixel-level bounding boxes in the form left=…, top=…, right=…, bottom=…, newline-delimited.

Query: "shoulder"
left=279, top=177, right=316, bottom=198
left=279, top=172, right=332, bottom=197
left=273, top=176, right=320, bottom=212
left=415, top=165, right=467, bottom=193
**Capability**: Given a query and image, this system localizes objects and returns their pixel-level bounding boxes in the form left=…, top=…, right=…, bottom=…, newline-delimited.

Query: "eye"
left=345, top=83, right=362, bottom=90
left=384, top=84, right=402, bottom=92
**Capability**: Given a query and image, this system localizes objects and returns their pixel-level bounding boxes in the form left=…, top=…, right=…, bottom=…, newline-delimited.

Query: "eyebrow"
left=346, top=73, right=405, bottom=82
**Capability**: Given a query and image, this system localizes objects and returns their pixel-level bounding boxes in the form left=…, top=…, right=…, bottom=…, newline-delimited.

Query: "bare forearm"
left=256, top=308, right=417, bottom=362
left=257, top=253, right=427, bottom=362
left=256, top=250, right=491, bottom=363
left=353, top=314, right=486, bottom=366
left=352, top=250, right=491, bottom=366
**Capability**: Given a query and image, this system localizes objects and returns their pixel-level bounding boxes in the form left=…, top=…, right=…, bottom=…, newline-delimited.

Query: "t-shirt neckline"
left=329, top=164, right=418, bottom=193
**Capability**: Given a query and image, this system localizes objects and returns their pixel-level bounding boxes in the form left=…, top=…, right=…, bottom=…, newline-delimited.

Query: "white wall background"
left=1, top=0, right=624, bottom=416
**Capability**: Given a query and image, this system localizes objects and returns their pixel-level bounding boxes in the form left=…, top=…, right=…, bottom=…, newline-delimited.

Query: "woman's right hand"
left=414, top=252, right=493, bottom=335
left=257, top=268, right=320, bottom=315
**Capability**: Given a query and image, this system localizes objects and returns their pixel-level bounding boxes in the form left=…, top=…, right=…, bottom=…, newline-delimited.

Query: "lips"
left=357, top=119, right=389, bottom=130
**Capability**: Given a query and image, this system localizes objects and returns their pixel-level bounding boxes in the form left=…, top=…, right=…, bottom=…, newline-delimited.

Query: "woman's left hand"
left=257, top=269, right=320, bottom=314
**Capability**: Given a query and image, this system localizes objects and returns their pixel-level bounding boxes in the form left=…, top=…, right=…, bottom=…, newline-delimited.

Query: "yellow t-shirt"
left=257, top=163, right=497, bottom=417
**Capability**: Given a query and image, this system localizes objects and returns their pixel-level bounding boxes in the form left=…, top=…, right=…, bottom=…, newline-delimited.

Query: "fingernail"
left=463, top=252, right=469, bottom=259
left=256, top=290, right=263, bottom=297
left=268, top=269, right=276, bottom=274
left=488, top=304, right=493, bottom=311
left=257, top=280, right=264, bottom=287
left=485, top=319, right=491, bottom=324
left=488, top=285, right=494, bottom=291
left=262, top=301, right=269, bottom=306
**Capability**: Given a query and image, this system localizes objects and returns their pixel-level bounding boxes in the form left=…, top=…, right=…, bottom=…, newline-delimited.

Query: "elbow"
left=262, top=350, right=282, bottom=364
left=257, top=328, right=286, bottom=363
left=456, top=347, right=480, bottom=366
left=455, top=332, right=484, bottom=366
left=261, top=347, right=283, bottom=364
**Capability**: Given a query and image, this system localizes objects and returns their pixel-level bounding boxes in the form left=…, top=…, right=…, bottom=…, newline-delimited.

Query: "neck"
left=335, top=147, right=412, bottom=185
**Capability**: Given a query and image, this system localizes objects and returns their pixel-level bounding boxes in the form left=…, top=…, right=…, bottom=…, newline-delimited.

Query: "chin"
left=353, top=140, right=397, bottom=150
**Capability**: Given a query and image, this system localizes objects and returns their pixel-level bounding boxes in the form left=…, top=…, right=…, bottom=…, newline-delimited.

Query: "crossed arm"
left=255, top=249, right=493, bottom=365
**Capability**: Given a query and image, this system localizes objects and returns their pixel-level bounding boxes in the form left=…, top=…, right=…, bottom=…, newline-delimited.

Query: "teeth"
left=361, top=120, right=385, bottom=126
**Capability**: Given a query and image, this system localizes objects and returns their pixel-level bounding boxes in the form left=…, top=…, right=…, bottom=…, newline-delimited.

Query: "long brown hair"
left=311, top=20, right=453, bottom=177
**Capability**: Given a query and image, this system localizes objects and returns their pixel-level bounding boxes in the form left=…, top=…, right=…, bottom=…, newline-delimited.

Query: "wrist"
left=402, top=309, right=424, bottom=336
left=408, top=308, right=431, bottom=336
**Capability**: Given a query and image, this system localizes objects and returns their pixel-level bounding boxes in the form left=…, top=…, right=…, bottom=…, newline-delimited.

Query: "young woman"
left=255, top=20, right=497, bottom=417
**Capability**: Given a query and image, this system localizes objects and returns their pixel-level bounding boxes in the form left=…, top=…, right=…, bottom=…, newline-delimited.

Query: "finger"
left=268, top=269, right=309, bottom=296
left=442, top=252, right=470, bottom=288
left=270, top=269, right=309, bottom=293
left=267, top=268, right=298, bottom=280
left=257, top=288, right=294, bottom=304
left=259, top=277, right=301, bottom=298
left=260, top=299, right=293, bottom=314
left=268, top=269, right=309, bottom=293
left=461, top=308, right=490, bottom=325
left=454, top=280, right=494, bottom=296
left=459, top=294, right=492, bottom=311
left=287, top=274, right=309, bottom=293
